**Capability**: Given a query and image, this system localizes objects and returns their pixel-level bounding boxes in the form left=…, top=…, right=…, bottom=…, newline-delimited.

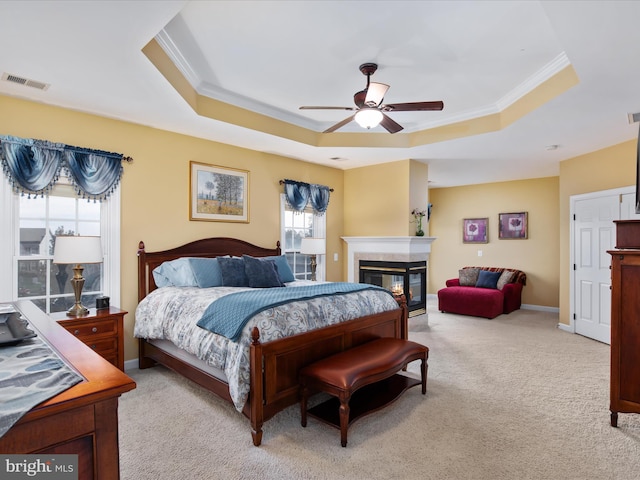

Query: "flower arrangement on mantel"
left=411, top=208, right=426, bottom=236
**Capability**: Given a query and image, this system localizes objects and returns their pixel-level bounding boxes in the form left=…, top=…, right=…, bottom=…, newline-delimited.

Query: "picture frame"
left=189, top=161, right=249, bottom=222
left=463, top=217, right=488, bottom=244
left=498, top=212, right=528, bottom=239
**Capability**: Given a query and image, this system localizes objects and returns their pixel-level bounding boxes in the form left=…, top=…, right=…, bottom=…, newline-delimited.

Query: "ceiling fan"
left=299, top=63, right=444, bottom=134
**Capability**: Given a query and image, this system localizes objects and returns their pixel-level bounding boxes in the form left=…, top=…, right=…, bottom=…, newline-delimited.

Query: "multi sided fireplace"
left=359, top=260, right=427, bottom=317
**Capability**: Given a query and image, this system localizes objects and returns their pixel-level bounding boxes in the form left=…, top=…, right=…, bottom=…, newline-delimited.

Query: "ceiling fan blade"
left=323, top=115, right=355, bottom=133
left=364, top=82, right=389, bottom=107
left=382, top=101, right=444, bottom=112
left=379, top=113, right=403, bottom=134
left=299, top=106, right=356, bottom=111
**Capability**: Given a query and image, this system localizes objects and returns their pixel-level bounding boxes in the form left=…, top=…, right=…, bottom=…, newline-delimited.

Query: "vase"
left=415, top=217, right=424, bottom=236
left=416, top=229, right=425, bottom=237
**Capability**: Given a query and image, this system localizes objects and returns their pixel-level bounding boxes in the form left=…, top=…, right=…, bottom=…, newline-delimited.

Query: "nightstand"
left=51, top=307, right=126, bottom=371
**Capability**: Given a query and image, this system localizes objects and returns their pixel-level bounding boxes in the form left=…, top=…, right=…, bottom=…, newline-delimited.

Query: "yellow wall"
left=3, top=92, right=637, bottom=357
left=0, top=95, right=345, bottom=361
left=558, top=140, right=636, bottom=325
left=429, top=177, right=560, bottom=308
left=343, top=160, right=410, bottom=237
left=409, top=161, right=430, bottom=236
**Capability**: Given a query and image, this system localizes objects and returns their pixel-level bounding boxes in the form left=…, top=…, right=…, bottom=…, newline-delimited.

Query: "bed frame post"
left=137, top=241, right=147, bottom=302
left=394, top=294, right=409, bottom=340
left=249, top=327, right=264, bottom=446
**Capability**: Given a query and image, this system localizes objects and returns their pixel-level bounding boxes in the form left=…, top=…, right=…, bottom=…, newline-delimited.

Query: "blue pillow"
left=218, top=257, right=249, bottom=287
left=152, top=258, right=198, bottom=287
left=262, top=255, right=295, bottom=283
left=188, top=257, right=223, bottom=288
left=243, top=255, right=284, bottom=288
left=475, top=270, right=502, bottom=289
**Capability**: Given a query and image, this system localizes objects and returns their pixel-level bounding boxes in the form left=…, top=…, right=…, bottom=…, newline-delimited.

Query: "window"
left=280, top=194, right=326, bottom=281
left=0, top=176, right=120, bottom=312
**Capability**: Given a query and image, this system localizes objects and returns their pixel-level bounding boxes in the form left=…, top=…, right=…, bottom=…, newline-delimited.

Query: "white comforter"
left=134, top=282, right=399, bottom=411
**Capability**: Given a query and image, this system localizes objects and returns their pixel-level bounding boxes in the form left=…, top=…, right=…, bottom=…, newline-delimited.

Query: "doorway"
left=570, top=186, right=640, bottom=344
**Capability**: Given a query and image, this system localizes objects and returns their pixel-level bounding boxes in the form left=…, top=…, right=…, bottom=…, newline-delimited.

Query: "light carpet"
left=118, top=299, right=640, bottom=479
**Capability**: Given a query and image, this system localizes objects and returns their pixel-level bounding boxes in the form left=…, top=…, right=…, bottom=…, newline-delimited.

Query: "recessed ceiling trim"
left=155, top=29, right=201, bottom=91
left=157, top=22, right=573, bottom=136
left=156, top=29, right=322, bottom=131
left=145, top=36, right=577, bottom=150
left=198, top=80, right=320, bottom=131
left=496, top=52, right=571, bottom=111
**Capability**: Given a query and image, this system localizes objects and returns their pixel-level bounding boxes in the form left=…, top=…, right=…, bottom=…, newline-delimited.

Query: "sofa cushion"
left=437, top=286, right=504, bottom=319
left=475, top=270, right=501, bottom=289
left=496, top=270, right=515, bottom=290
left=459, top=268, right=480, bottom=286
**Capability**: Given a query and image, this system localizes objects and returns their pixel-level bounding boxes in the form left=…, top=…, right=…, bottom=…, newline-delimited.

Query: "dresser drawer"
left=64, top=319, right=116, bottom=338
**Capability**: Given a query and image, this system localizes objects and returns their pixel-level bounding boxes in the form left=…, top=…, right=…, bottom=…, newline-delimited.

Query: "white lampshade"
left=53, top=236, right=103, bottom=264
left=354, top=108, right=383, bottom=129
left=300, top=238, right=326, bottom=255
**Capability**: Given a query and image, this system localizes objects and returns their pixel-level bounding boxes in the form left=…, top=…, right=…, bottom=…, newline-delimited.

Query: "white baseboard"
left=124, top=358, right=139, bottom=372
left=521, top=304, right=559, bottom=313
left=557, top=323, right=573, bottom=333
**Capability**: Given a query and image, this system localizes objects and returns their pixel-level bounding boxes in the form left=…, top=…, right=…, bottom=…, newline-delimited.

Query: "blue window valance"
left=0, top=135, right=132, bottom=201
left=281, top=179, right=332, bottom=215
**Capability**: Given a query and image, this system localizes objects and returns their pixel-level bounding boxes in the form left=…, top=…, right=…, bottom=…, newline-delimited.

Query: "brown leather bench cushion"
left=300, top=338, right=428, bottom=394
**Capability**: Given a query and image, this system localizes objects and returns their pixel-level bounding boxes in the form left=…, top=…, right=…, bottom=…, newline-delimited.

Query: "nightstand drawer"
left=64, top=319, right=116, bottom=338
left=82, top=337, right=117, bottom=355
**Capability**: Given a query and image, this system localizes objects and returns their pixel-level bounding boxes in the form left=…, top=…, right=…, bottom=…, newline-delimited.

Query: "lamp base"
left=310, top=254, right=317, bottom=282
left=67, top=265, right=89, bottom=316
left=66, top=303, right=89, bottom=317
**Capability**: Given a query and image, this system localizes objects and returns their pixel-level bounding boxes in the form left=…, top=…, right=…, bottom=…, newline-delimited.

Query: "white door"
left=620, top=192, right=640, bottom=222
left=573, top=195, right=619, bottom=344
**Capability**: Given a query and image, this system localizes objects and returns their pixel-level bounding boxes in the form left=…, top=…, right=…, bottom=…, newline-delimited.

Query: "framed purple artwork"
left=498, top=212, right=528, bottom=239
left=463, top=218, right=488, bottom=243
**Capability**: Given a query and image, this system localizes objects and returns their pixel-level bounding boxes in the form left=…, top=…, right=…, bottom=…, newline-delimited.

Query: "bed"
left=136, top=237, right=408, bottom=446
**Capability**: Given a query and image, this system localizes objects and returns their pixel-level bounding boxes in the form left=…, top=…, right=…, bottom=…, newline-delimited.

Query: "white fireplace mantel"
left=341, top=236, right=436, bottom=282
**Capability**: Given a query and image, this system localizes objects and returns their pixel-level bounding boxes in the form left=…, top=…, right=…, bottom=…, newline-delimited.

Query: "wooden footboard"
left=137, top=238, right=408, bottom=446
left=247, top=301, right=407, bottom=446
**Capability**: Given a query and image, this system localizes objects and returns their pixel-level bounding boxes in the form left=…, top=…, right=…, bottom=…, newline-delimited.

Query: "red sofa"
left=437, top=267, right=526, bottom=319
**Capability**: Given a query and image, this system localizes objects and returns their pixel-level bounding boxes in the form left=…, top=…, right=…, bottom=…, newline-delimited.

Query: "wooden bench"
left=299, top=337, right=428, bottom=447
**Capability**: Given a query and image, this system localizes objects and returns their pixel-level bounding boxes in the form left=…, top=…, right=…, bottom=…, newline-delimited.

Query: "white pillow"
left=152, top=258, right=198, bottom=287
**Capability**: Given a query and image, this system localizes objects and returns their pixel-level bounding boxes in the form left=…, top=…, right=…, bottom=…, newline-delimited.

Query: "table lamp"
left=53, top=235, right=103, bottom=316
left=300, top=237, right=325, bottom=281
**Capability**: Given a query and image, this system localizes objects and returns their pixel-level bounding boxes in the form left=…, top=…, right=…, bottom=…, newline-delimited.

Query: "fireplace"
left=342, top=236, right=435, bottom=322
left=359, top=260, right=426, bottom=317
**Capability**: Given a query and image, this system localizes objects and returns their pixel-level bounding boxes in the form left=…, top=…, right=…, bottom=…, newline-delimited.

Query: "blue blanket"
left=196, top=282, right=391, bottom=341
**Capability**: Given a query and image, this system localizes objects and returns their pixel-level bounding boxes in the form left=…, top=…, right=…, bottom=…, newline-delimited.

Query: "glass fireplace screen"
left=359, top=260, right=426, bottom=317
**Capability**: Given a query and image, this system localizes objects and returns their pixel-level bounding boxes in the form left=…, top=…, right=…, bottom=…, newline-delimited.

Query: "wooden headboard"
left=137, top=237, right=281, bottom=302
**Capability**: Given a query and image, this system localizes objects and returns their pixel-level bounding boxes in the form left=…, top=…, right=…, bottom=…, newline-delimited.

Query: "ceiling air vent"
left=2, top=72, right=50, bottom=91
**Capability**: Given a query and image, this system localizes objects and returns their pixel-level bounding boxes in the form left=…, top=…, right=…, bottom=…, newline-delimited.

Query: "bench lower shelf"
left=306, top=373, right=421, bottom=429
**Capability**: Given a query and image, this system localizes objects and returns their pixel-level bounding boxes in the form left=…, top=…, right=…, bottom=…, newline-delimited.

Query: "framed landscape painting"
left=498, top=212, right=528, bottom=239
left=463, top=218, right=488, bottom=243
left=190, top=161, right=249, bottom=222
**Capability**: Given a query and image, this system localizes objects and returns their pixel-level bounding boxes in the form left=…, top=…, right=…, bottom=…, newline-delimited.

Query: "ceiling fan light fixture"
left=355, top=108, right=383, bottom=129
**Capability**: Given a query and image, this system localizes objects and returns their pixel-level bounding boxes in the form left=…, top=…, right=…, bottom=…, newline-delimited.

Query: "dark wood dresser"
left=0, top=300, right=136, bottom=479
left=608, top=220, right=640, bottom=427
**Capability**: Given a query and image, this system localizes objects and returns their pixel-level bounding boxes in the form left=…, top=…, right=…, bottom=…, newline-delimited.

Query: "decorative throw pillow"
left=188, top=257, right=224, bottom=288
left=262, top=255, right=295, bottom=283
left=243, top=255, right=284, bottom=288
left=475, top=270, right=502, bottom=289
left=152, top=258, right=198, bottom=287
left=496, top=270, right=515, bottom=290
left=459, top=268, right=480, bottom=286
left=218, top=257, right=249, bottom=287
